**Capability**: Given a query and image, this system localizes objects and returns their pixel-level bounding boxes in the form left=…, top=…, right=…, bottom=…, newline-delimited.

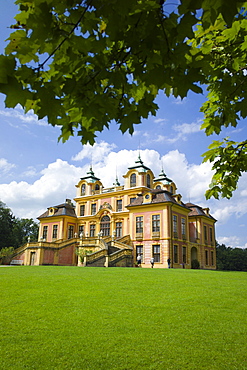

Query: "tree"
left=0, top=247, right=15, bottom=265
left=0, top=0, right=247, bottom=198
left=13, top=218, right=39, bottom=247
left=216, top=242, right=247, bottom=271
left=0, top=201, right=39, bottom=250
left=0, top=201, right=16, bottom=250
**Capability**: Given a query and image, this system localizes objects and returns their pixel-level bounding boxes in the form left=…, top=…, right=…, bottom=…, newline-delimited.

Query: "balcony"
left=136, top=232, right=143, bottom=240
left=92, top=190, right=100, bottom=195
left=152, top=232, right=160, bottom=239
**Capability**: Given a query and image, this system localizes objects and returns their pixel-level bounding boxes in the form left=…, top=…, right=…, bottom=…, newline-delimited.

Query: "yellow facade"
left=12, top=156, right=217, bottom=269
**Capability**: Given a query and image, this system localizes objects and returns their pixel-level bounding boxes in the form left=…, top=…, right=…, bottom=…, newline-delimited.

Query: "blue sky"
left=1, top=1, right=247, bottom=248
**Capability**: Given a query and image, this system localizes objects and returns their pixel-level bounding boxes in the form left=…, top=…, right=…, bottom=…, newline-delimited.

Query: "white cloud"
left=0, top=106, right=47, bottom=126
left=160, top=150, right=214, bottom=201
left=139, top=119, right=202, bottom=145
left=0, top=158, right=15, bottom=174
left=72, top=141, right=116, bottom=162
left=217, top=235, right=247, bottom=249
left=171, top=97, right=188, bottom=105
left=153, top=118, right=167, bottom=124
left=173, top=121, right=201, bottom=135
left=22, top=166, right=39, bottom=178
left=0, top=159, right=84, bottom=219
left=217, top=235, right=241, bottom=247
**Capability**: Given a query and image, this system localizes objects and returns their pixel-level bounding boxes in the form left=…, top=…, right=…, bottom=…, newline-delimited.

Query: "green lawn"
left=0, top=267, right=246, bottom=370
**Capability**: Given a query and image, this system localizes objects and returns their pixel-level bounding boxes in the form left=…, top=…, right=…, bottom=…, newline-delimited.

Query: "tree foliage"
left=1, top=0, right=247, bottom=198
left=0, top=201, right=16, bottom=250
left=216, top=243, right=247, bottom=271
left=0, top=247, right=15, bottom=265
left=0, top=201, right=38, bottom=250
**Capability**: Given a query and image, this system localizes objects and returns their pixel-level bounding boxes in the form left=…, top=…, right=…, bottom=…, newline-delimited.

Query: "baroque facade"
left=13, top=155, right=217, bottom=269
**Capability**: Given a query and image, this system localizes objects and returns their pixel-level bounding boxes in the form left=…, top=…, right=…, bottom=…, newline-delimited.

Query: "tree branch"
left=37, top=0, right=93, bottom=70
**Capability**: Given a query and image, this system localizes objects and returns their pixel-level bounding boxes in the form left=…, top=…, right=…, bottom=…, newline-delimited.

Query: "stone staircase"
left=82, top=235, right=133, bottom=267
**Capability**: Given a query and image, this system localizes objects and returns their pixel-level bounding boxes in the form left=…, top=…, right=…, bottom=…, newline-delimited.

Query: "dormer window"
left=156, top=185, right=161, bottom=190
left=95, top=184, right=100, bottom=191
left=130, top=173, right=136, bottom=187
left=81, top=184, right=86, bottom=195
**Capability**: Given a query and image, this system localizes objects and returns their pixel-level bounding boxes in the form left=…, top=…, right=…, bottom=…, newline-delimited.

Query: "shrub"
left=191, top=259, right=200, bottom=269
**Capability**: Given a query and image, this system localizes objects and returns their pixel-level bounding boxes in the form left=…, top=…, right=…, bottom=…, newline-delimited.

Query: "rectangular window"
left=90, top=224, right=95, bottom=237
left=196, top=222, right=199, bottom=240
left=136, top=245, right=143, bottom=261
left=204, top=225, right=207, bottom=242
left=130, top=197, right=136, bottom=204
left=91, top=203, right=96, bottom=215
left=173, top=215, right=177, bottom=235
left=80, top=204, right=85, bottom=216
left=68, top=225, right=74, bottom=239
left=211, top=251, right=214, bottom=266
left=205, top=250, right=208, bottom=265
left=152, top=214, right=160, bottom=233
left=116, top=222, right=122, bottom=238
left=182, top=246, right=186, bottom=264
left=52, top=225, right=58, bottom=239
left=174, top=245, right=178, bottom=264
left=116, top=199, right=122, bottom=212
left=42, top=226, right=48, bottom=240
left=210, top=228, right=213, bottom=243
left=79, top=225, right=84, bottom=236
left=136, top=216, right=143, bottom=234
left=181, top=218, right=186, bottom=238
left=153, top=244, right=160, bottom=262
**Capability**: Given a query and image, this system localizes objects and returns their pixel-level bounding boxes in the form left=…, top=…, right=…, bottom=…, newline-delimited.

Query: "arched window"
left=100, top=215, right=110, bottom=236
left=156, top=185, right=161, bottom=190
left=147, top=174, right=151, bottom=188
left=81, top=184, right=86, bottom=195
left=130, top=173, right=136, bottom=187
left=95, top=184, right=100, bottom=191
left=170, top=186, right=173, bottom=194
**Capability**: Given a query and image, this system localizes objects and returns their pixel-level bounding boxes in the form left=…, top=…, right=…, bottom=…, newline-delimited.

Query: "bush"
left=191, top=259, right=200, bottom=269
left=0, top=247, right=14, bottom=265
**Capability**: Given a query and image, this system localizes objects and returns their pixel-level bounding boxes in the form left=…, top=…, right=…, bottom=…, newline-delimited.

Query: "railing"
left=102, top=186, right=124, bottom=193
left=152, top=232, right=160, bottom=239
left=92, top=190, right=100, bottom=195
left=117, top=235, right=131, bottom=245
left=136, top=232, right=143, bottom=240
left=99, top=239, right=108, bottom=250
left=80, top=236, right=100, bottom=246
left=109, top=249, right=132, bottom=263
left=113, top=240, right=133, bottom=250
left=84, top=249, right=107, bottom=263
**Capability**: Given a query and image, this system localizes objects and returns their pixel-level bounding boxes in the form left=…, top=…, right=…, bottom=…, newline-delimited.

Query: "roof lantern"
left=154, top=168, right=173, bottom=184
left=128, top=153, right=151, bottom=173
left=80, top=165, right=100, bottom=183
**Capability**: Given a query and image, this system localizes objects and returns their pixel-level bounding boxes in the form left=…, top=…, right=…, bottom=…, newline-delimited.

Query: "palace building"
left=12, top=155, right=217, bottom=269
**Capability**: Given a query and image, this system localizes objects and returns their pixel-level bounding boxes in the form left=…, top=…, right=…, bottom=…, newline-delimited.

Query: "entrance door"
left=100, top=215, right=110, bottom=236
left=191, top=247, right=197, bottom=261
left=30, top=252, right=36, bottom=266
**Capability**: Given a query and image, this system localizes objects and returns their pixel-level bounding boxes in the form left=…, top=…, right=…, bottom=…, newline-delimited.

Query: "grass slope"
left=0, top=267, right=246, bottom=370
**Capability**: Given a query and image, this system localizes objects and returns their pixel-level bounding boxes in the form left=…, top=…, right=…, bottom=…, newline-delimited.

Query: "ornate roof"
left=80, top=166, right=100, bottom=183
left=186, top=203, right=216, bottom=220
left=153, top=168, right=173, bottom=184
left=127, top=154, right=151, bottom=173
left=127, top=190, right=188, bottom=209
left=38, top=200, right=76, bottom=219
